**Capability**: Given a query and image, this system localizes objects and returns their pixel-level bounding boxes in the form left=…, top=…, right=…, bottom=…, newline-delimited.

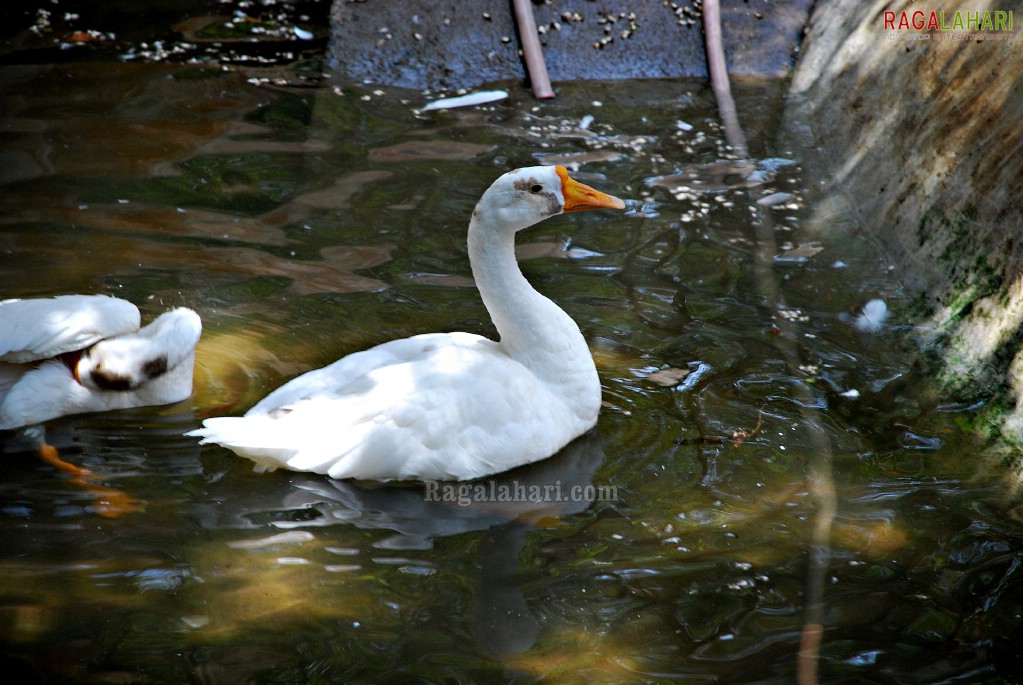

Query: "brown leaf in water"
left=646, top=367, right=691, bottom=386
left=773, top=244, right=824, bottom=264
left=647, top=161, right=759, bottom=192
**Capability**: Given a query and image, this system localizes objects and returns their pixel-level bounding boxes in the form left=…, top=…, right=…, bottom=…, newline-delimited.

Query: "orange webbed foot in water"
left=36, top=443, right=145, bottom=518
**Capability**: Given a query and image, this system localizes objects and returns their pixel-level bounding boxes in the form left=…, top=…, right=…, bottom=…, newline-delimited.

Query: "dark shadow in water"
left=200, top=429, right=608, bottom=657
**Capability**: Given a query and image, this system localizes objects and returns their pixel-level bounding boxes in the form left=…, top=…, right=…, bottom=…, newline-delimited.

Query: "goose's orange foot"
left=36, top=443, right=89, bottom=477
left=84, top=486, right=146, bottom=518
left=36, top=444, right=145, bottom=518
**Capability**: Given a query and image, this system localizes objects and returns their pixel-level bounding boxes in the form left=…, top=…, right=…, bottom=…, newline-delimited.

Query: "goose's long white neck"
left=466, top=210, right=593, bottom=377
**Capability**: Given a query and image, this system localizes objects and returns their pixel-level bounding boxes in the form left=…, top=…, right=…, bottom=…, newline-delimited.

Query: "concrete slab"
left=327, top=0, right=813, bottom=91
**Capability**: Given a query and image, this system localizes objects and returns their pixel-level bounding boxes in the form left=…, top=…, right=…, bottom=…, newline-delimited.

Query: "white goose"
left=189, top=165, right=624, bottom=481
left=0, top=295, right=202, bottom=431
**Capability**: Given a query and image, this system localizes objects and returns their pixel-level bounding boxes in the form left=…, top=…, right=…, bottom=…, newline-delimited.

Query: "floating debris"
left=759, top=157, right=797, bottom=172
left=677, top=362, right=713, bottom=392
left=625, top=201, right=662, bottom=219
left=757, top=191, right=794, bottom=207
left=646, top=367, right=691, bottom=387
left=62, top=29, right=116, bottom=45
left=419, top=89, right=509, bottom=112
left=773, top=243, right=823, bottom=264
left=533, top=149, right=625, bottom=168
left=798, top=363, right=820, bottom=376
left=515, top=242, right=602, bottom=261
left=228, top=531, right=315, bottom=550
left=777, top=306, right=810, bottom=323
left=646, top=160, right=758, bottom=193
left=854, top=299, right=889, bottom=332
left=649, top=157, right=797, bottom=196
left=900, top=430, right=944, bottom=451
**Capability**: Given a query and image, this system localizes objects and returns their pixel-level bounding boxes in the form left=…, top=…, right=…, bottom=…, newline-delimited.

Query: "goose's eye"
left=529, top=183, right=543, bottom=194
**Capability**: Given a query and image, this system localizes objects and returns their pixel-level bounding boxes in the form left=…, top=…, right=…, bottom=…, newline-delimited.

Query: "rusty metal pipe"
left=512, top=0, right=556, bottom=99
left=702, top=0, right=748, bottom=158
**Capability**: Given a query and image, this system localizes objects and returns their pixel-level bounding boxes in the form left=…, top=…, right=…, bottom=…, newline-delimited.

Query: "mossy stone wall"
left=789, top=0, right=1023, bottom=448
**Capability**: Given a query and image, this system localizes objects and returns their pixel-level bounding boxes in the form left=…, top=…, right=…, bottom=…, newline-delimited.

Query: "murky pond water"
left=1, top=23, right=1022, bottom=685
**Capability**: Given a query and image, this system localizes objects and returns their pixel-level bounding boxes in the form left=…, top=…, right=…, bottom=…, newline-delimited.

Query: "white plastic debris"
left=419, top=90, right=509, bottom=111
left=759, top=157, right=797, bottom=172
left=757, top=191, right=794, bottom=207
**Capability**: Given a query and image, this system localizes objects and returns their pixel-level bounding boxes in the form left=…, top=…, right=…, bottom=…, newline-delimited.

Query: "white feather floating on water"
left=419, top=90, right=509, bottom=112
left=855, top=299, right=889, bottom=332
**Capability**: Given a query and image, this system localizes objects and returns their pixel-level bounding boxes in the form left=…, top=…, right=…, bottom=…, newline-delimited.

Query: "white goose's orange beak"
left=555, top=165, right=626, bottom=212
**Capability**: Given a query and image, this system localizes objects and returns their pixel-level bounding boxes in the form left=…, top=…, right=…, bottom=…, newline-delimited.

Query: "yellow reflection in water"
left=193, top=324, right=311, bottom=415
left=833, top=519, right=909, bottom=558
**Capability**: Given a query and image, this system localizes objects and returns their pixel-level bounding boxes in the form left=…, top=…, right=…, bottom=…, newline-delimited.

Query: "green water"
left=0, top=55, right=1020, bottom=683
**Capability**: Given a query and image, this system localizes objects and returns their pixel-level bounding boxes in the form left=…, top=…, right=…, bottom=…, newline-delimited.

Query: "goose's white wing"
left=0, top=359, right=91, bottom=430
left=0, top=295, right=141, bottom=363
left=191, top=332, right=584, bottom=481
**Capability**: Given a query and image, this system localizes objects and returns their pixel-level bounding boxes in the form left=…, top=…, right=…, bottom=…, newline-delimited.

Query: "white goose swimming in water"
left=0, top=295, right=200, bottom=517
left=0, top=295, right=202, bottom=431
left=189, top=165, right=625, bottom=481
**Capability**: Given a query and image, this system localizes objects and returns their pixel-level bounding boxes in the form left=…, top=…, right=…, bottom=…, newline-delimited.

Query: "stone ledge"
left=327, top=0, right=812, bottom=90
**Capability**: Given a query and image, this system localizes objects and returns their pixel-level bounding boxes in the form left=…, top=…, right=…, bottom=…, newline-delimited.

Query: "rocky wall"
left=789, top=0, right=1023, bottom=450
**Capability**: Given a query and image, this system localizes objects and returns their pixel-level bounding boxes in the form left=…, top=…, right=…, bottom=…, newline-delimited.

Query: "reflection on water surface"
left=1, top=55, right=1021, bottom=684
